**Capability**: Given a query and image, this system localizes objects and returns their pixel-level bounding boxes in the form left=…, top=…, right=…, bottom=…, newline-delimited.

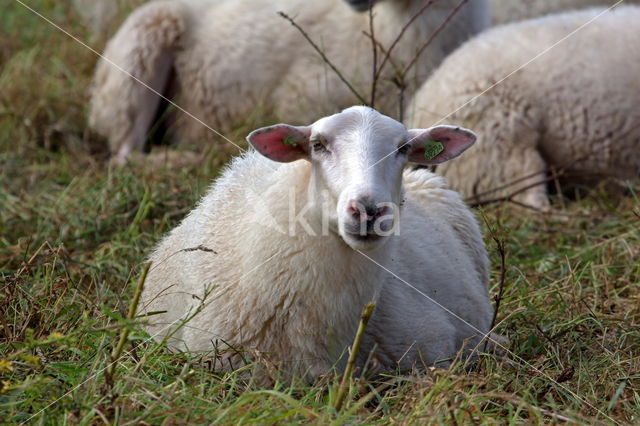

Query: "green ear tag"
left=283, top=135, right=298, bottom=147
left=424, top=140, right=444, bottom=161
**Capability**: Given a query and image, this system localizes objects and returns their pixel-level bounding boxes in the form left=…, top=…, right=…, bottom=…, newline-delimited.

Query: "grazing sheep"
left=406, top=7, right=640, bottom=210
left=139, top=106, right=493, bottom=381
left=89, top=0, right=489, bottom=163
left=490, top=0, right=640, bottom=25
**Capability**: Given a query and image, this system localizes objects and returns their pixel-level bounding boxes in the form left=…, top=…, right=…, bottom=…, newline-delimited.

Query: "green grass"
left=1, top=1, right=639, bottom=424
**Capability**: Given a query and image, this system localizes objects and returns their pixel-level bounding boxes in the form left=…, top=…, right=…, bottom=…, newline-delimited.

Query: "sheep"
left=138, top=106, right=494, bottom=381
left=406, top=7, right=640, bottom=210
left=89, top=0, right=490, bottom=164
left=490, top=0, right=640, bottom=25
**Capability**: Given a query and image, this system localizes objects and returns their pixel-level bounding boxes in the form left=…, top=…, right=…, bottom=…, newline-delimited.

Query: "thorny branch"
left=481, top=214, right=507, bottom=333
left=479, top=212, right=507, bottom=354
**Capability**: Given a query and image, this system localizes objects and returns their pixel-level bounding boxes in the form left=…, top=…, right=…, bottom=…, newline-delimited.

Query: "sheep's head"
left=247, top=106, right=475, bottom=251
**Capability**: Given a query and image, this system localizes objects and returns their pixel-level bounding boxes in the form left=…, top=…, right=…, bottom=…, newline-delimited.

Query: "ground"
left=0, top=1, right=638, bottom=424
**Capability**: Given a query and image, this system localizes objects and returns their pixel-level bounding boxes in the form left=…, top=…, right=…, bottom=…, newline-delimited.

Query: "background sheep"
left=406, top=7, right=640, bottom=210
left=490, top=0, right=640, bottom=25
left=139, top=106, right=493, bottom=380
left=89, top=0, right=489, bottom=163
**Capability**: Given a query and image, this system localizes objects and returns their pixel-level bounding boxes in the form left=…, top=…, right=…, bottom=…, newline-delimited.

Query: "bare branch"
left=397, top=82, right=406, bottom=122
left=278, top=11, right=367, bottom=105
left=479, top=213, right=507, bottom=353
left=375, top=0, right=437, bottom=80
left=465, top=140, right=616, bottom=205
left=402, top=0, right=469, bottom=75
left=467, top=176, right=558, bottom=208
left=362, top=30, right=404, bottom=74
left=368, top=0, right=378, bottom=108
left=466, top=169, right=550, bottom=202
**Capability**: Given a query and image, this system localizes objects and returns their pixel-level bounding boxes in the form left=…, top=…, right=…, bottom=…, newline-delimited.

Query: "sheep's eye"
left=311, top=137, right=328, bottom=153
left=313, top=142, right=326, bottom=152
left=397, top=143, right=410, bottom=155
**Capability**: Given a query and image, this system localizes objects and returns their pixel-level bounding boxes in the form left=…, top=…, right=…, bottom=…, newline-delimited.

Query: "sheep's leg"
left=505, top=147, right=551, bottom=211
left=472, top=145, right=551, bottom=211
left=114, top=52, right=174, bottom=164
left=88, top=1, right=186, bottom=164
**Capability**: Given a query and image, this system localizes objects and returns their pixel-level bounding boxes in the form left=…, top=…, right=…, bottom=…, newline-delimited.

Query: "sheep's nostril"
left=348, top=200, right=389, bottom=223
left=347, top=200, right=363, bottom=220
left=374, top=205, right=389, bottom=219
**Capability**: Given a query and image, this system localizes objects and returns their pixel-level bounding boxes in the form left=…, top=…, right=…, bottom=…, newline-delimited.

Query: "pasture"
left=1, top=1, right=638, bottom=424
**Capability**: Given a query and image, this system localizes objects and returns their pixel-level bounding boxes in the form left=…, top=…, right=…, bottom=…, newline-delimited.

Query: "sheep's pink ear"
left=247, top=124, right=311, bottom=163
left=407, top=126, right=476, bottom=165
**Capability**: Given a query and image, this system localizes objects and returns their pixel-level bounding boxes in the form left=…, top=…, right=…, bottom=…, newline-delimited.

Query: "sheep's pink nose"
left=347, top=199, right=388, bottom=222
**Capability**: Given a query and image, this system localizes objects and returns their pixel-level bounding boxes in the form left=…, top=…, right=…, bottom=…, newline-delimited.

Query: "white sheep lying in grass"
left=89, top=0, right=489, bottom=164
left=490, top=0, right=640, bottom=25
left=139, top=106, right=493, bottom=380
left=406, top=7, right=640, bottom=210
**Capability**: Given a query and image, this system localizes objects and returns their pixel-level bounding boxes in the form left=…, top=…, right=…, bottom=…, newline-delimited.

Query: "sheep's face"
left=247, top=106, right=476, bottom=251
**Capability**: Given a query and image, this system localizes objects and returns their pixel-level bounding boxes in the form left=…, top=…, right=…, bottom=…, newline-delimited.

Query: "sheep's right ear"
left=247, top=124, right=311, bottom=163
left=407, top=126, right=476, bottom=165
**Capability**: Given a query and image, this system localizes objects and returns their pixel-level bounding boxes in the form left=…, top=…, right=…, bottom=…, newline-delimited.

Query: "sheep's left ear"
left=247, top=124, right=311, bottom=163
left=407, top=125, right=476, bottom=165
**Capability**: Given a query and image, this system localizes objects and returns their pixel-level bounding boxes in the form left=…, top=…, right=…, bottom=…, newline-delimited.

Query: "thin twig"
left=550, top=165, right=567, bottom=210
left=465, top=135, right=616, bottom=204
left=468, top=168, right=617, bottom=209
left=368, top=0, right=377, bottom=108
left=466, top=169, right=550, bottom=202
left=467, top=177, right=557, bottom=208
left=180, top=245, right=217, bottom=254
left=375, top=0, right=437, bottom=80
left=362, top=31, right=403, bottom=75
left=334, top=302, right=376, bottom=412
left=277, top=11, right=367, bottom=105
left=397, top=80, right=406, bottom=122
left=105, top=262, right=151, bottom=388
left=488, top=221, right=506, bottom=331
left=480, top=213, right=507, bottom=353
left=402, top=0, right=469, bottom=75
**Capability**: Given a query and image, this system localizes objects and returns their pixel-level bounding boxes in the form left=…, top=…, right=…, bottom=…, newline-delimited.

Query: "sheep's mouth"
left=341, top=230, right=390, bottom=251
left=348, top=232, right=384, bottom=242
left=341, top=231, right=387, bottom=249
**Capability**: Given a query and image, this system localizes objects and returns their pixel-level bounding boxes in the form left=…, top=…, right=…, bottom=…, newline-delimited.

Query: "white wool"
left=88, top=0, right=489, bottom=163
left=406, top=7, right=640, bottom=209
left=139, top=106, right=493, bottom=380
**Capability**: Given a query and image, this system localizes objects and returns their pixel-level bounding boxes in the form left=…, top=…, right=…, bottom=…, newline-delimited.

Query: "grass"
left=1, top=1, right=639, bottom=424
